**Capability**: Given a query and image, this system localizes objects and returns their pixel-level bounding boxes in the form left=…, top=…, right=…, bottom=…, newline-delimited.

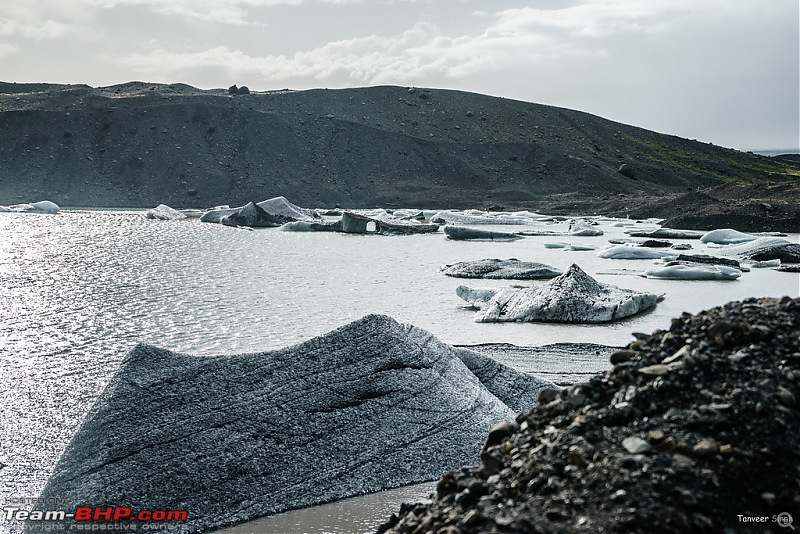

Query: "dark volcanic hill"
left=1, top=82, right=798, bottom=230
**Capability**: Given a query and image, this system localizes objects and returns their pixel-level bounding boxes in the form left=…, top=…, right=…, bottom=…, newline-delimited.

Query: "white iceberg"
left=598, top=245, right=675, bottom=260
left=700, top=228, right=757, bottom=245
left=457, top=264, right=660, bottom=323
left=5, top=200, right=61, bottom=214
left=569, top=220, right=603, bottom=236
left=431, top=210, right=541, bottom=226
left=145, top=204, right=186, bottom=221
left=567, top=244, right=597, bottom=251
left=643, top=263, right=742, bottom=281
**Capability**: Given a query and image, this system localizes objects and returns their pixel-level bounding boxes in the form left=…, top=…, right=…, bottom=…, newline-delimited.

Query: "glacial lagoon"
left=1, top=209, right=797, bottom=533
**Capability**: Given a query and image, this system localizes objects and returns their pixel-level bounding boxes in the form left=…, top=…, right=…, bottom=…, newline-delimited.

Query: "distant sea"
left=751, top=148, right=800, bottom=156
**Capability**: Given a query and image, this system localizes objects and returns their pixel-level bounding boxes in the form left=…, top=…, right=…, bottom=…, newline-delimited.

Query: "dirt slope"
left=1, top=82, right=797, bottom=230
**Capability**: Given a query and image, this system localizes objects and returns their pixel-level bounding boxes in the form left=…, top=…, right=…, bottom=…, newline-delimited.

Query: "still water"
left=0, top=210, right=797, bottom=533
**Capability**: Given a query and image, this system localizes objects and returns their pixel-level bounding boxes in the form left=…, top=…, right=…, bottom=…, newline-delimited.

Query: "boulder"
left=444, top=225, right=521, bottom=241
left=33, top=315, right=555, bottom=532
left=457, top=264, right=659, bottom=323
left=618, top=163, right=636, bottom=178
left=441, top=259, right=561, bottom=280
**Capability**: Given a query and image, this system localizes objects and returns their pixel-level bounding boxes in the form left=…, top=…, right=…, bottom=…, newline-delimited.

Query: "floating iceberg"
left=643, top=263, right=742, bottom=281
left=715, top=237, right=800, bottom=263
left=33, top=315, right=554, bottom=532
left=279, top=220, right=341, bottom=232
left=700, top=228, right=757, bottom=245
left=444, top=225, right=521, bottom=241
left=569, top=220, right=603, bottom=236
left=441, top=259, right=561, bottom=280
left=341, top=212, right=439, bottom=235
left=673, top=254, right=741, bottom=268
left=221, top=201, right=292, bottom=228
left=431, top=210, right=543, bottom=225
left=201, top=196, right=321, bottom=224
left=598, top=246, right=675, bottom=260
left=145, top=204, right=186, bottom=221
left=566, top=244, right=597, bottom=252
left=747, top=259, right=780, bottom=269
left=608, top=238, right=673, bottom=248
left=258, top=196, right=322, bottom=221
left=3, top=200, right=61, bottom=214
left=626, top=228, right=703, bottom=240
left=457, top=264, right=660, bottom=323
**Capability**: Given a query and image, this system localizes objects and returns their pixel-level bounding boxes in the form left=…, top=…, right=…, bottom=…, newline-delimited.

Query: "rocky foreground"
left=380, top=297, right=800, bottom=533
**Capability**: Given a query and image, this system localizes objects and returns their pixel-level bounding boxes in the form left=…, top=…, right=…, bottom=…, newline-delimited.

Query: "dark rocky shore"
left=1, top=82, right=799, bottom=231
left=380, top=297, right=800, bottom=533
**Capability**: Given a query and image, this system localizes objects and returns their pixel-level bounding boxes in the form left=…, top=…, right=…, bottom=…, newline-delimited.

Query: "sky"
left=0, top=0, right=798, bottom=152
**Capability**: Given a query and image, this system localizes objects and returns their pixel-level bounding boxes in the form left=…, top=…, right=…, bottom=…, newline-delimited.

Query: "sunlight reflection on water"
left=0, top=209, right=797, bottom=532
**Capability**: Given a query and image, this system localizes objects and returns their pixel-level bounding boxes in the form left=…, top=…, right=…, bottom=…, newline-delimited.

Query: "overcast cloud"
left=0, top=0, right=797, bottom=151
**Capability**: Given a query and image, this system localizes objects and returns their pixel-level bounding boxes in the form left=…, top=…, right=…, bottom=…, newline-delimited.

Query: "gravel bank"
left=380, top=296, right=800, bottom=533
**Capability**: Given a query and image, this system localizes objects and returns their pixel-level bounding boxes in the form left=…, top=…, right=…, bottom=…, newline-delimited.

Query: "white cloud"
left=0, top=42, right=18, bottom=58
left=89, top=0, right=304, bottom=25
left=0, top=18, right=77, bottom=39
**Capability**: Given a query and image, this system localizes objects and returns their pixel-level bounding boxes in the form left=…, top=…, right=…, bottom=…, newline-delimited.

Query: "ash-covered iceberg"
left=457, top=264, right=659, bottom=323
left=444, top=225, right=520, bottom=241
left=715, top=237, right=800, bottom=263
left=201, top=196, right=322, bottom=225
left=626, top=228, right=703, bottom=240
left=221, top=201, right=290, bottom=227
left=441, top=259, right=561, bottom=280
left=33, top=315, right=554, bottom=533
